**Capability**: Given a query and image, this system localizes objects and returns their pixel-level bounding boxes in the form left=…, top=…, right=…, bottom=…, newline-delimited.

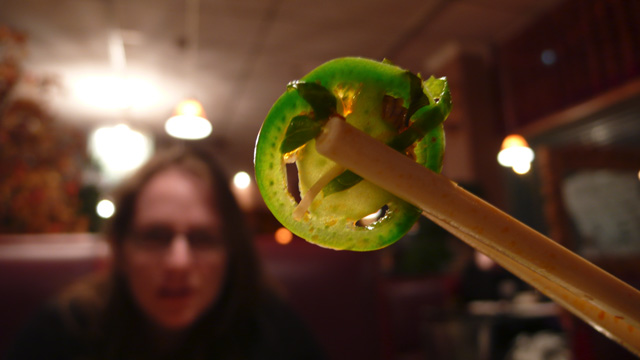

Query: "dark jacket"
left=7, top=291, right=326, bottom=360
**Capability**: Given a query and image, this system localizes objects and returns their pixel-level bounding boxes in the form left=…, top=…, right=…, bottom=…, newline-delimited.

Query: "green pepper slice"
left=254, top=57, right=451, bottom=251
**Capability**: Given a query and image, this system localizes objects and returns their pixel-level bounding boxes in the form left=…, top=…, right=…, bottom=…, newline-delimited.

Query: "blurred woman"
left=8, top=146, right=324, bottom=360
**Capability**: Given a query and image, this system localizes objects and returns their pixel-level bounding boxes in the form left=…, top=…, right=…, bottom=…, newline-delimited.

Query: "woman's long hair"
left=61, top=145, right=266, bottom=359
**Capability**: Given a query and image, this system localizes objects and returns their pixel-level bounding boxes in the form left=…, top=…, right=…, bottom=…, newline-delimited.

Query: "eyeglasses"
left=127, top=225, right=224, bottom=253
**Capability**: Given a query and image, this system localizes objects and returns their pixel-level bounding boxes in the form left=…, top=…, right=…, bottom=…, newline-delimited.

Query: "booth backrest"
left=0, top=234, right=109, bottom=358
left=0, top=234, right=386, bottom=360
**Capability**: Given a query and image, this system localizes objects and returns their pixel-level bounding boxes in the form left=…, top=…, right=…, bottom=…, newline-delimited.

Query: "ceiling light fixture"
left=497, top=134, right=535, bottom=175
left=89, top=124, right=154, bottom=184
left=165, top=98, right=211, bottom=139
left=88, top=19, right=154, bottom=185
left=165, top=0, right=211, bottom=140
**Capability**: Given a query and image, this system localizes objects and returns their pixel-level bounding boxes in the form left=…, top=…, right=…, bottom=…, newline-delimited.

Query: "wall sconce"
left=497, top=134, right=534, bottom=174
left=164, top=98, right=212, bottom=140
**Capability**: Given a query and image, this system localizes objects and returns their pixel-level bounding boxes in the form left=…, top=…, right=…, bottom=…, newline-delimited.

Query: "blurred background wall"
left=1, top=0, right=639, bottom=359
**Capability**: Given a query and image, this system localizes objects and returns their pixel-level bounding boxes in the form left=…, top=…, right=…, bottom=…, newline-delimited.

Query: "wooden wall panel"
left=498, top=0, right=640, bottom=129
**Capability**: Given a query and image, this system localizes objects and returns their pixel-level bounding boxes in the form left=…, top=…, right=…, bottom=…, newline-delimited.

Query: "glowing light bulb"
left=233, top=171, right=251, bottom=189
left=74, top=75, right=160, bottom=110
left=497, top=134, right=534, bottom=175
left=89, top=124, right=153, bottom=184
left=512, top=161, right=532, bottom=175
left=165, top=99, right=212, bottom=140
left=96, top=199, right=115, bottom=219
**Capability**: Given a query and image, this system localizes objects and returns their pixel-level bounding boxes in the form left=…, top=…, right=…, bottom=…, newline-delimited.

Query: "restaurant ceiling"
left=0, top=0, right=562, bottom=176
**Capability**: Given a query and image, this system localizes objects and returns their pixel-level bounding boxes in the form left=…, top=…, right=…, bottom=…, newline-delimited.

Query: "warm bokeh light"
left=500, top=134, right=528, bottom=150
left=497, top=134, right=534, bottom=175
left=175, top=99, right=206, bottom=117
left=233, top=171, right=251, bottom=189
left=89, top=124, right=153, bottom=184
left=512, top=161, right=532, bottom=175
left=274, top=227, right=293, bottom=245
left=96, top=199, right=115, bottom=219
left=165, top=99, right=212, bottom=140
left=74, top=75, right=160, bottom=110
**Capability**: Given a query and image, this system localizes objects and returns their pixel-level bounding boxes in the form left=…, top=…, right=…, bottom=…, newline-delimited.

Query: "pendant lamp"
left=165, top=98, right=212, bottom=140
left=165, top=0, right=211, bottom=140
left=497, top=134, right=535, bottom=175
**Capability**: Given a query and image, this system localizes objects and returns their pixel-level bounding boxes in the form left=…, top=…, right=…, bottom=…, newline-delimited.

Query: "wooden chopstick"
left=315, top=117, right=640, bottom=355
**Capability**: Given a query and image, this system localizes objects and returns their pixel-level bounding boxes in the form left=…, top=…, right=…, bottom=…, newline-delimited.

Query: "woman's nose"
left=165, top=234, right=193, bottom=268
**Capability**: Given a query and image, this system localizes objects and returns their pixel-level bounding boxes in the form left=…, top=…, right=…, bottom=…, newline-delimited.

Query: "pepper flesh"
left=254, top=57, right=449, bottom=250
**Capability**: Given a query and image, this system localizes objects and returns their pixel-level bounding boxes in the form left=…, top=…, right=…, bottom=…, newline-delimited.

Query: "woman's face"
left=122, top=167, right=227, bottom=331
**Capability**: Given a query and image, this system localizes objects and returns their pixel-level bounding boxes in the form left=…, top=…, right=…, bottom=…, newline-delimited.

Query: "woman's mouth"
left=157, top=287, right=193, bottom=299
